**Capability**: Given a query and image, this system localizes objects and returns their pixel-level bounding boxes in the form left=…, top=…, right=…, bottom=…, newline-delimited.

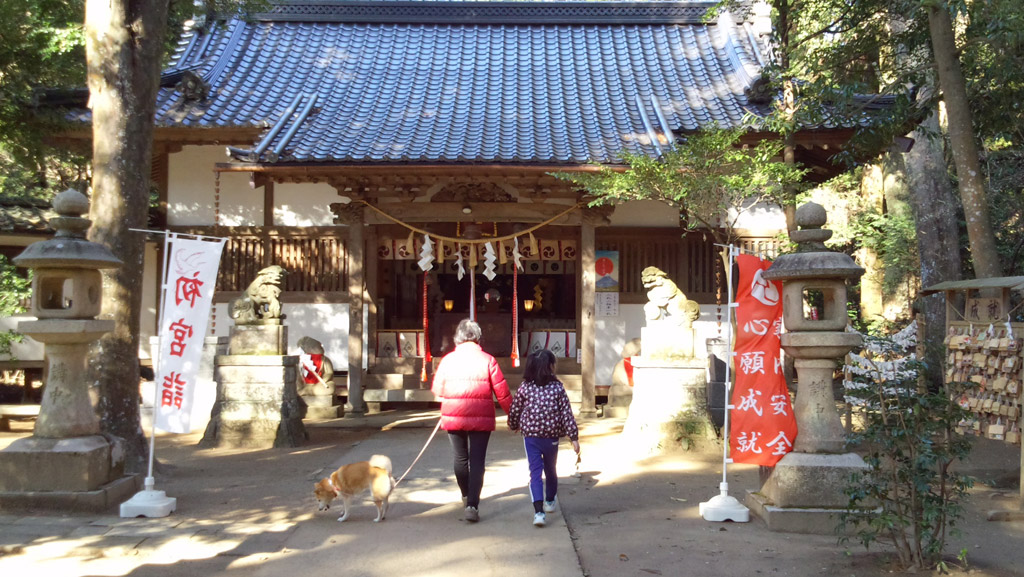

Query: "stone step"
left=357, top=374, right=586, bottom=406
left=304, top=405, right=342, bottom=419
left=301, top=395, right=337, bottom=408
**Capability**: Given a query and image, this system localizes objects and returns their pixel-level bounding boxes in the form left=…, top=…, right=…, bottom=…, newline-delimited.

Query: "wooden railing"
left=595, top=229, right=785, bottom=303
left=596, top=229, right=721, bottom=302
left=169, top=226, right=349, bottom=293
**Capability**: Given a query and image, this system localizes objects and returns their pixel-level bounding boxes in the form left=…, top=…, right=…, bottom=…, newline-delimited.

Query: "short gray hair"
left=454, top=319, right=482, bottom=344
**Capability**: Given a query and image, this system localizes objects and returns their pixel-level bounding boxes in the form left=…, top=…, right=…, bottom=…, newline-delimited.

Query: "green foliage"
left=840, top=331, right=974, bottom=571
left=553, top=126, right=807, bottom=245
left=961, top=0, right=1024, bottom=148
left=850, top=206, right=919, bottom=298
left=983, top=151, right=1024, bottom=276
left=0, top=255, right=31, bottom=358
left=671, top=410, right=709, bottom=451
left=0, top=144, right=89, bottom=201
left=714, top=0, right=926, bottom=167
left=0, top=0, right=85, bottom=163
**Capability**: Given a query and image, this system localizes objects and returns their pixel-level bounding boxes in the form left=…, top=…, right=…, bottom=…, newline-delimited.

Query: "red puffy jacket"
left=431, top=342, right=512, bottom=431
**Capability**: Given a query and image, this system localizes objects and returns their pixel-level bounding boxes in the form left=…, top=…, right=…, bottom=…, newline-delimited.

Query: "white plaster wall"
left=139, top=242, right=159, bottom=359
left=594, top=303, right=647, bottom=385
left=274, top=182, right=342, bottom=226
left=211, top=302, right=350, bottom=366
left=0, top=314, right=42, bottom=362
left=730, top=200, right=787, bottom=233
left=609, top=200, right=680, bottom=227
left=593, top=304, right=726, bottom=386
left=168, top=145, right=259, bottom=226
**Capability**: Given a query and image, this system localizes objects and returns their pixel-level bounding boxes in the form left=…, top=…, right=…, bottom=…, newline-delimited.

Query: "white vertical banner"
left=155, top=235, right=226, bottom=434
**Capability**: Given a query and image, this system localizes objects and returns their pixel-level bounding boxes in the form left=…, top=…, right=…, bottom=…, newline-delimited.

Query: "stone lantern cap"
left=762, top=202, right=864, bottom=282
left=13, top=189, right=121, bottom=270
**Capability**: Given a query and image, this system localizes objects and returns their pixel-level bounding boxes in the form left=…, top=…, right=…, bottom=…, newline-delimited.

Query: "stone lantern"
left=747, top=202, right=869, bottom=533
left=764, top=202, right=863, bottom=453
left=0, top=189, right=136, bottom=511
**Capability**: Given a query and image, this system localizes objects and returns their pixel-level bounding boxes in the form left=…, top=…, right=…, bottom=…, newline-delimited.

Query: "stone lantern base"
left=745, top=451, right=869, bottom=534
left=0, top=435, right=140, bottom=512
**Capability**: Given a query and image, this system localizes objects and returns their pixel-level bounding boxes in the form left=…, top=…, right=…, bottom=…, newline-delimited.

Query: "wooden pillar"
left=334, top=203, right=366, bottom=415
left=263, top=180, right=275, bottom=227
left=365, top=225, right=379, bottom=369
left=579, top=211, right=598, bottom=417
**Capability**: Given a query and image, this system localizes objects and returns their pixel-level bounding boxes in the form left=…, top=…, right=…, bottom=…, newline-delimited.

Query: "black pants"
left=447, top=430, right=491, bottom=509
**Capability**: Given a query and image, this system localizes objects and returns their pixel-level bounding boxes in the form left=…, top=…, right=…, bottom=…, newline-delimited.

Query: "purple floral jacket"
left=507, top=379, right=579, bottom=441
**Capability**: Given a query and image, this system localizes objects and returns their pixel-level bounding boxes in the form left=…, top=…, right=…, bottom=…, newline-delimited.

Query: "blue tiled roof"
left=155, top=1, right=771, bottom=164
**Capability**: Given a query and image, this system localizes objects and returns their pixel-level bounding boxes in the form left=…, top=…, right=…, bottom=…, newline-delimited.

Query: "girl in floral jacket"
left=507, top=348, right=580, bottom=527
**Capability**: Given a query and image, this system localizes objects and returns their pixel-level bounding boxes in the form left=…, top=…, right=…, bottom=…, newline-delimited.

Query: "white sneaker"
left=543, top=497, right=558, bottom=513
left=533, top=512, right=546, bottom=527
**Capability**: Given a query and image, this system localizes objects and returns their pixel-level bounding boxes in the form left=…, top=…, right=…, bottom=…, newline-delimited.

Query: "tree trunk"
left=777, top=0, right=798, bottom=234
left=85, top=0, right=169, bottom=473
left=927, top=3, right=1002, bottom=278
left=905, top=110, right=962, bottom=387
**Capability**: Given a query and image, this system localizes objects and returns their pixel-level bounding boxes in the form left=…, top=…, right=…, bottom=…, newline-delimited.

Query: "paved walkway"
left=0, top=412, right=584, bottom=577
left=1, top=411, right=1021, bottom=577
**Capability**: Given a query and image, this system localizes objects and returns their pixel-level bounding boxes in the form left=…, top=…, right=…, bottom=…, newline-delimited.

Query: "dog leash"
left=393, top=417, right=443, bottom=489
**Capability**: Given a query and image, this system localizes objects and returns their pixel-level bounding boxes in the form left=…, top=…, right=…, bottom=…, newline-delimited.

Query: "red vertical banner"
left=729, top=254, right=797, bottom=466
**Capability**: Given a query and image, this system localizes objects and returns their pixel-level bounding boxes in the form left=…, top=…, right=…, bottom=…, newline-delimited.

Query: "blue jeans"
left=524, top=437, right=559, bottom=513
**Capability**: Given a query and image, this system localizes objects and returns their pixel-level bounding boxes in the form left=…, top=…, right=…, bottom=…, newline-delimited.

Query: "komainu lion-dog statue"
left=640, top=266, right=701, bottom=329
left=230, top=265, right=287, bottom=324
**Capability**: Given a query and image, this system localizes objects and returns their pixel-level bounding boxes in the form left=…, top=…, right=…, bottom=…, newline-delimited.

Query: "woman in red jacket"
left=431, top=318, right=512, bottom=523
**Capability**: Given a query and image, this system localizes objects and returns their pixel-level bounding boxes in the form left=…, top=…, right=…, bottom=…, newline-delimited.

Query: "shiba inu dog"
left=314, top=454, right=395, bottom=522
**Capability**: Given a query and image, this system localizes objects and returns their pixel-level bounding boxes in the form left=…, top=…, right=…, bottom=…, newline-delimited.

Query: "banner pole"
left=121, top=231, right=179, bottom=518
left=699, top=244, right=750, bottom=522
left=722, top=245, right=735, bottom=489
left=145, top=232, right=176, bottom=487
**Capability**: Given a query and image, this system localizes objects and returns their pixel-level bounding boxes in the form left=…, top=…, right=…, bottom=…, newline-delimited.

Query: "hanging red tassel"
left=511, top=263, right=520, bottom=367
left=421, top=270, right=432, bottom=382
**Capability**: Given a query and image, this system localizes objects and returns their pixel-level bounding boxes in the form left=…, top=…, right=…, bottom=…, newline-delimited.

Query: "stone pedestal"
left=18, top=326, right=111, bottom=437
left=640, top=325, right=695, bottom=361
left=746, top=452, right=869, bottom=534
left=297, top=376, right=342, bottom=419
left=0, top=322, right=138, bottom=512
left=229, top=323, right=287, bottom=355
left=0, top=435, right=124, bottom=492
left=0, top=436, right=139, bottom=511
left=603, top=383, right=633, bottom=418
left=201, top=355, right=307, bottom=448
left=621, top=358, right=709, bottom=455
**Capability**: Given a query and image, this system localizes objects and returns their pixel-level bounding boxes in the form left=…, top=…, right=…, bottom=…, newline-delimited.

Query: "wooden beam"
left=363, top=202, right=582, bottom=225
left=213, top=163, right=618, bottom=175
left=153, top=126, right=262, bottom=144
left=250, top=172, right=269, bottom=190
